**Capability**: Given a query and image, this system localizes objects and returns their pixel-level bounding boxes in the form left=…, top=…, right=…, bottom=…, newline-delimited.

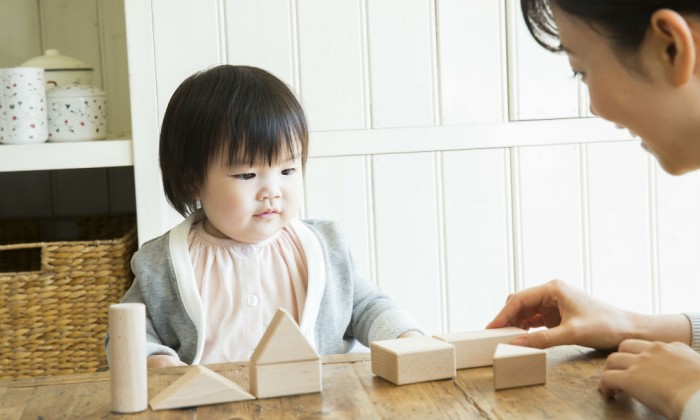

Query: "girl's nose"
left=257, top=186, right=281, bottom=201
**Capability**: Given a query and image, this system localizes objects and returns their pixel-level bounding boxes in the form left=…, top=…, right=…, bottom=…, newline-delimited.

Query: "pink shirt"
left=188, top=220, right=308, bottom=364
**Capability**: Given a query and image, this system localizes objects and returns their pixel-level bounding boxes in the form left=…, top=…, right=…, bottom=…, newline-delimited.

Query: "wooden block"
left=149, top=365, right=254, bottom=410
left=250, top=308, right=318, bottom=364
left=434, top=327, right=526, bottom=369
left=250, top=359, right=322, bottom=399
left=370, top=336, right=456, bottom=385
left=109, top=303, right=148, bottom=413
left=493, top=343, right=547, bottom=390
left=249, top=308, right=322, bottom=398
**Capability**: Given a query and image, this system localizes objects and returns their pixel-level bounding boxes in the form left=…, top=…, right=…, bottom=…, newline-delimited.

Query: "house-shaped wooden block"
left=370, top=336, right=455, bottom=385
left=149, top=365, right=254, bottom=410
left=493, top=343, right=546, bottom=390
left=249, top=308, right=322, bottom=398
left=434, top=327, right=526, bottom=369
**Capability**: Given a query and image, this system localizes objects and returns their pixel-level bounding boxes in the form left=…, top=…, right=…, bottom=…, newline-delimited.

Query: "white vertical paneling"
left=304, top=156, right=372, bottom=283
left=97, top=0, right=131, bottom=136
left=39, top=0, right=104, bottom=88
left=0, top=0, right=42, bottom=67
left=152, top=0, right=221, bottom=121
left=437, top=0, right=506, bottom=124
left=515, top=145, right=584, bottom=289
left=442, top=149, right=512, bottom=332
left=297, top=0, right=366, bottom=131
left=656, top=168, right=700, bottom=314
left=224, top=1, right=295, bottom=89
left=507, top=0, right=578, bottom=120
left=587, top=141, right=652, bottom=312
left=152, top=0, right=222, bottom=233
left=367, top=0, right=435, bottom=128
left=373, top=153, right=442, bottom=333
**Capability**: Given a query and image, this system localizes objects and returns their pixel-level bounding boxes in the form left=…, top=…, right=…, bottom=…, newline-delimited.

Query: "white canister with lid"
left=20, top=49, right=94, bottom=88
left=47, top=84, right=107, bottom=142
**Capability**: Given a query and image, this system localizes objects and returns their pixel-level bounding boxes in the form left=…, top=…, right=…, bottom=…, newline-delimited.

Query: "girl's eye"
left=234, top=173, right=255, bottom=180
left=282, top=168, right=297, bottom=176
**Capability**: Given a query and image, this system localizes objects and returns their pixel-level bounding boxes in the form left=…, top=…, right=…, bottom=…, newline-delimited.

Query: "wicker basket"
left=0, top=215, right=137, bottom=380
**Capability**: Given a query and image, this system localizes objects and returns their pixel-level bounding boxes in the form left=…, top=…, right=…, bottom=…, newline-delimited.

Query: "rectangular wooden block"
left=434, top=327, right=526, bottom=369
left=493, top=343, right=546, bottom=390
left=249, top=359, right=322, bottom=399
left=370, top=336, right=455, bottom=385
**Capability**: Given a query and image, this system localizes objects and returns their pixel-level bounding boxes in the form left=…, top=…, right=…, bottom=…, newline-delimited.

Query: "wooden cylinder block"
left=109, top=303, right=147, bottom=413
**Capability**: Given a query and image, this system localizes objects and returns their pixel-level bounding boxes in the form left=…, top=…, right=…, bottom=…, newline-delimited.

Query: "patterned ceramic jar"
left=47, top=84, right=107, bottom=142
left=0, top=67, right=49, bottom=144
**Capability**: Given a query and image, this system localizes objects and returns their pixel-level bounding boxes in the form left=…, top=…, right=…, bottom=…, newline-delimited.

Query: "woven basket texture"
left=0, top=215, right=136, bottom=380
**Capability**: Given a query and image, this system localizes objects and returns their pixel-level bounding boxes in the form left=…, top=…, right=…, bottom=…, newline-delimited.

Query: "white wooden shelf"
left=0, top=137, right=133, bottom=172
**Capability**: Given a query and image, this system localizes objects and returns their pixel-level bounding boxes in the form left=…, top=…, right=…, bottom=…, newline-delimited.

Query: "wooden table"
left=0, top=346, right=662, bottom=419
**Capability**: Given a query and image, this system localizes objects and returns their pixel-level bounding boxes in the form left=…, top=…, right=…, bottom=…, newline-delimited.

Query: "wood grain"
left=0, top=347, right=665, bottom=419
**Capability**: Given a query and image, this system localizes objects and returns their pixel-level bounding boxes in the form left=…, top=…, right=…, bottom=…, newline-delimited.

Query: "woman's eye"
left=282, top=168, right=297, bottom=176
left=234, top=173, right=256, bottom=180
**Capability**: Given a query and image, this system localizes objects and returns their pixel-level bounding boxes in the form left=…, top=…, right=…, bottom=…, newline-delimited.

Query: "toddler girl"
left=106, top=65, right=422, bottom=368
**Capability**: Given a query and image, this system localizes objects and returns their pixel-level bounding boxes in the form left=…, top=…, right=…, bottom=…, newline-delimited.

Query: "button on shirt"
left=188, top=220, right=308, bottom=364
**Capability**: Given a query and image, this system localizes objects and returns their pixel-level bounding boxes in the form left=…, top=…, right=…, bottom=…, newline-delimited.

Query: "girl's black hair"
left=521, top=0, right=700, bottom=54
left=160, top=65, right=308, bottom=216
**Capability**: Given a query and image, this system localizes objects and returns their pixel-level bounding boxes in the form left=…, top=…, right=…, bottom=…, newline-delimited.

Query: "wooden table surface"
left=0, top=346, right=662, bottom=419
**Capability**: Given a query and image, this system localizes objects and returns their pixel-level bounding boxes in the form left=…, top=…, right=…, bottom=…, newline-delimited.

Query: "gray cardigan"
left=105, top=216, right=422, bottom=364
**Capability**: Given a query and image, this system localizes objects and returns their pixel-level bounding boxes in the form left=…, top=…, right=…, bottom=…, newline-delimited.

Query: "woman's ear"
left=649, top=9, right=697, bottom=86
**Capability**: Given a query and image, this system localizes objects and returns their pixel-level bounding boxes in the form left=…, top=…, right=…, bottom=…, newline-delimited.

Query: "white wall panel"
left=437, top=0, right=506, bottom=124
left=40, top=0, right=103, bottom=87
left=367, top=0, right=435, bottom=128
left=0, top=0, right=42, bottom=67
left=507, top=0, right=578, bottom=120
left=515, top=145, right=584, bottom=289
left=152, top=0, right=221, bottom=121
left=587, top=142, right=652, bottom=312
left=98, top=0, right=131, bottom=136
left=225, top=0, right=294, bottom=89
left=151, top=0, right=222, bottom=232
left=373, top=153, right=442, bottom=333
left=304, top=156, right=373, bottom=283
left=297, top=0, right=366, bottom=131
left=442, top=149, right=512, bottom=332
left=657, top=168, right=700, bottom=314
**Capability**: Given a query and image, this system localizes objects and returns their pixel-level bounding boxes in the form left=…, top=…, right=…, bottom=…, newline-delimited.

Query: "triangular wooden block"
left=149, top=365, right=254, bottom=410
left=251, top=308, right=319, bottom=364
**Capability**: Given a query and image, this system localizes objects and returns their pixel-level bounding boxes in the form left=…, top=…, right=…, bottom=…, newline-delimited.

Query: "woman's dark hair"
left=521, top=0, right=700, bottom=54
left=160, top=65, right=308, bottom=216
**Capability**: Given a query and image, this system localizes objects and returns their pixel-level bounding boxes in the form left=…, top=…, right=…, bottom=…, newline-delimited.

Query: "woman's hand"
left=486, top=279, right=639, bottom=350
left=600, top=339, right=700, bottom=419
left=147, top=354, right=187, bottom=368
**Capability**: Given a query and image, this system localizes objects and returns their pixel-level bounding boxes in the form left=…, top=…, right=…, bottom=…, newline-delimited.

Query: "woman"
left=488, top=1, right=700, bottom=418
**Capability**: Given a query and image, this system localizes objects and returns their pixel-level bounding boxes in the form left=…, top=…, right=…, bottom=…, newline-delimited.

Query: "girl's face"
left=552, top=5, right=700, bottom=175
left=198, top=148, right=304, bottom=243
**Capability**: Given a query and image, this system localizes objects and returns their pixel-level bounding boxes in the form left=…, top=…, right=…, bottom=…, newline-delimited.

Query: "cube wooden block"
left=493, top=343, right=546, bottom=390
left=250, top=359, right=322, bottom=398
left=434, top=327, right=526, bottom=369
left=370, top=336, right=455, bottom=385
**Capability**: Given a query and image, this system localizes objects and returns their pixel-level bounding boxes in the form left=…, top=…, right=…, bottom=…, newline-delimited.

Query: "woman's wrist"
left=630, top=313, right=692, bottom=344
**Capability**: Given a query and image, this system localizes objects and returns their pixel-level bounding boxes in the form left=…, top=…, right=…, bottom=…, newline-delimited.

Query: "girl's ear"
left=649, top=9, right=697, bottom=86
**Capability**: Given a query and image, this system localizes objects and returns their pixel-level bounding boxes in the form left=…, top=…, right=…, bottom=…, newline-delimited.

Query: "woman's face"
left=551, top=5, right=700, bottom=175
